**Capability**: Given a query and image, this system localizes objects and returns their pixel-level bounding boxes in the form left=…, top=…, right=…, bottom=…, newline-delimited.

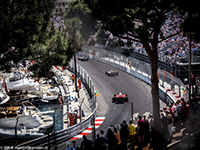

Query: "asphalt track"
left=57, top=58, right=166, bottom=149
left=78, top=58, right=158, bottom=131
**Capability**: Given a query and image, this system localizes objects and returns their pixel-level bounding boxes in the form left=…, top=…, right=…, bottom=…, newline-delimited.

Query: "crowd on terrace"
left=51, top=9, right=200, bottom=65
left=130, top=10, right=200, bottom=63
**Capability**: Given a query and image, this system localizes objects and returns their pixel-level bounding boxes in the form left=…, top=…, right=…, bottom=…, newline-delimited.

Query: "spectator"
left=80, top=135, right=92, bottom=150
left=169, top=104, right=175, bottom=121
left=111, top=125, right=122, bottom=150
left=135, top=115, right=144, bottom=135
left=149, top=114, right=154, bottom=132
left=128, top=120, right=136, bottom=147
left=166, top=111, right=173, bottom=142
left=173, top=102, right=179, bottom=130
left=100, top=130, right=106, bottom=139
left=99, top=130, right=107, bottom=149
left=94, top=134, right=104, bottom=150
left=120, top=123, right=129, bottom=150
left=161, top=113, right=168, bottom=144
left=163, top=107, right=167, bottom=115
left=142, top=114, right=150, bottom=146
left=65, top=142, right=71, bottom=150
left=123, top=120, right=128, bottom=129
left=148, top=114, right=154, bottom=149
left=106, top=127, right=116, bottom=150
left=176, top=100, right=182, bottom=125
left=181, top=101, right=189, bottom=128
left=191, top=73, right=194, bottom=85
left=70, top=141, right=79, bottom=150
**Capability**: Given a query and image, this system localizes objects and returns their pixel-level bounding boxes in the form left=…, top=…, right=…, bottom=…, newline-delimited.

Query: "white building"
left=53, top=0, right=72, bottom=13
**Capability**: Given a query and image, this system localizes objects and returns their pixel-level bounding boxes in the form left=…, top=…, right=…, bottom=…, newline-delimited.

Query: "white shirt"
left=173, top=106, right=178, bottom=117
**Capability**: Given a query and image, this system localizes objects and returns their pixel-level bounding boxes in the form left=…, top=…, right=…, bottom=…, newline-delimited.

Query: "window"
left=63, top=2, right=65, bottom=7
left=65, top=8, right=68, bottom=12
left=66, top=2, right=68, bottom=5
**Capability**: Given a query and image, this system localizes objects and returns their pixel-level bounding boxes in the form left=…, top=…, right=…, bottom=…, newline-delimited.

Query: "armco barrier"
left=17, top=63, right=97, bottom=148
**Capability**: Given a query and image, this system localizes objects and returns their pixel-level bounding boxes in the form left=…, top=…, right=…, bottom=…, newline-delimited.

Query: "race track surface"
left=78, top=59, right=154, bottom=130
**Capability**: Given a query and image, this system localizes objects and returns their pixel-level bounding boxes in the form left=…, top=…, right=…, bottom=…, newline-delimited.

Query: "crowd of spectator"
left=61, top=114, right=153, bottom=150
left=52, top=10, right=200, bottom=65
left=57, top=95, right=200, bottom=150
left=130, top=10, right=200, bottom=64
left=102, top=10, right=200, bottom=64
left=160, top=10, right=200, bottom=62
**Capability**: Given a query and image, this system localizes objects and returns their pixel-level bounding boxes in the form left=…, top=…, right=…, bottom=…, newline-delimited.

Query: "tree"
left=27, top=16, right=85, bottom=79
left=84, top=0, right=184, bottom=148
left=0, top=0, right=55, bottom=71
left=0, top=0, right=85, bottom=79
left=96, top=29, right=109, bottom=45
left=27, top=23, right=74, bottom=78
left=64, top=18, right=86, bottom=52
left=63, top=0, right=97, bottom=42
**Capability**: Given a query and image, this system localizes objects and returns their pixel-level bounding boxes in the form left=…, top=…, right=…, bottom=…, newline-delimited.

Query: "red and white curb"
left=71, top=117, right=105, bottom=140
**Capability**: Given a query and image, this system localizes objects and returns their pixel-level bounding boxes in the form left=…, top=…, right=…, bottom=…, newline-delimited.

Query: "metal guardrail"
left=17, top=108, right=97, bottom=147
left=82, top=46, right=184, bottom=87
left=16, top=62, right=97, bottom=148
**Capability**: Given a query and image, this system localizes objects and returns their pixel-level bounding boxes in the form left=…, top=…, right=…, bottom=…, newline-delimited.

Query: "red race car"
left=112, top=92, right=128, bottom=104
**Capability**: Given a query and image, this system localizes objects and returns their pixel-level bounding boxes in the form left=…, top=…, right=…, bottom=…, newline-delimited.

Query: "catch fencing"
left=79, top=46, right=186, bottom=104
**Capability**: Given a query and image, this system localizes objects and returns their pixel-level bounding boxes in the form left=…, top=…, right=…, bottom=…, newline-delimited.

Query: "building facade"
left=53, top=0, right=72, bottom=13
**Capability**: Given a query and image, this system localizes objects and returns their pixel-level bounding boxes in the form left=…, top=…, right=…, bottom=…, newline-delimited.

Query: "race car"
left=78, top=56, right=89, bottom=61
left=112, top=92, right=128, bottom=104
left=105, top=70, right=118, bottom=76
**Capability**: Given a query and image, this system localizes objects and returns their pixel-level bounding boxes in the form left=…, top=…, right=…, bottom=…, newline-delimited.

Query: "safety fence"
left=69, top=59, right=95, bottom=98
left=79, top=46, right=187, bottom=104
left=82, top=46, right=185, bottom=89
left=16, top=61, right=97, bottom=148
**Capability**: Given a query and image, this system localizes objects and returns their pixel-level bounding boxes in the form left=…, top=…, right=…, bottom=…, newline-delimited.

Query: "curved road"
left=78, top=59, right=157, bottom=130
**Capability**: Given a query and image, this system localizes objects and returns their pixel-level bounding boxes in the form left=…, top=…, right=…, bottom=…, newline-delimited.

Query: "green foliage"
left=84, top=0, right=178, bottom=45
left=0, top=0, right=55, bottom=71
left=63, top=0, right=97, bottom=41
left=27, top=23, right=73, bottom=78
left=0, top=0, right=86, bottom=79
left=64, top=18, right=85, bottom=51
left=96, top=29, right=109, bottom=45
left=27, top=17, right=85, bottom=79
